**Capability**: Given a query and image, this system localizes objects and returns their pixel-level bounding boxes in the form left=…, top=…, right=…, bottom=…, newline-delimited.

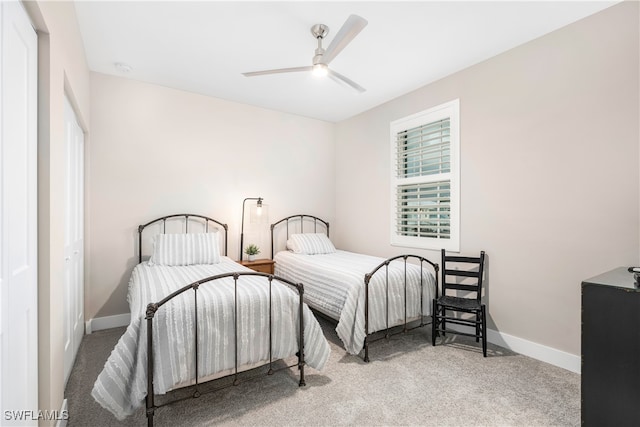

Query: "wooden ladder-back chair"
left=432, top=249, right=487, bottom=356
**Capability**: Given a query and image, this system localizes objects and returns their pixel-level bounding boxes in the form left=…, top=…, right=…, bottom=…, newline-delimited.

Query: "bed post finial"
left=146, top=303, right=158, bottom=319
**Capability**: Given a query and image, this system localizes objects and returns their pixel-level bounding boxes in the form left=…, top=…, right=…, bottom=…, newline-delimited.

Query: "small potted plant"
left=244, top=244, right=260, bottom=261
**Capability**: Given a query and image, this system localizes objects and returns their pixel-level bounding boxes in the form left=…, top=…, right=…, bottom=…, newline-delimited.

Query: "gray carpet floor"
left=65, top=316, right=580, bottom=426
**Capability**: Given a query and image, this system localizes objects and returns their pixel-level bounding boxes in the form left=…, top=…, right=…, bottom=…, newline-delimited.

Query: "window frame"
left=389, top=99, right=460, bottom=252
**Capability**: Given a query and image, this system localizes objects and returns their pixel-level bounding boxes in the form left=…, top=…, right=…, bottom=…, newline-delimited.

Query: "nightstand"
left=238, top=259, right=275, bottom=274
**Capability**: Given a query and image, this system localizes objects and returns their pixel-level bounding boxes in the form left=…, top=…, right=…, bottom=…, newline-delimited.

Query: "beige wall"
left=86, top=72, right=335, bottom=320
left=22, top=4, right=638, bottom=415
left=335, top=2, right=639, bottom=357
left=22, top=0, right=91, bottom=423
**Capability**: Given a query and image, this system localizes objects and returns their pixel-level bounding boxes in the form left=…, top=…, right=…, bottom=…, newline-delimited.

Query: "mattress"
left=92, top=256, right=330, bottom=420
left=274, top=250, right=436, bottom=355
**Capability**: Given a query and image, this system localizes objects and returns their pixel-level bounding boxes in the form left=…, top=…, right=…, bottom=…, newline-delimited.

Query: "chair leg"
left=441, top=307, right=446, bottom=336
left=481, top=305, right=487, bottom=357
left=431, top=300, right=437, bottom=346
left=475, top=311, right=480, bottom=343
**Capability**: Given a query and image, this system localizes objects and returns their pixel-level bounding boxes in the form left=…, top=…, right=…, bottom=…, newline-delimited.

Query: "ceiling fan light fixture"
left=312, top=63, right=328, bottom=78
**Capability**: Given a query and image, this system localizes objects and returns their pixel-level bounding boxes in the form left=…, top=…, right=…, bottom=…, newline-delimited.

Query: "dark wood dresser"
left=581, top=267, right=640, bottom=426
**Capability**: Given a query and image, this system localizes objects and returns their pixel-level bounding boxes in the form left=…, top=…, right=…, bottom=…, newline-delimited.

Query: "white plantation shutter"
left=396, top=181, right=451, bottom=238
left=396, top=118, right=451, bottom=178
left=390, top=100, right=459, bottom=251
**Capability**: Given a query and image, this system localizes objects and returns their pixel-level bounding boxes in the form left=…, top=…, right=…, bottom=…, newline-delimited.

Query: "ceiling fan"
left=242, top=14, right=368, bottom=93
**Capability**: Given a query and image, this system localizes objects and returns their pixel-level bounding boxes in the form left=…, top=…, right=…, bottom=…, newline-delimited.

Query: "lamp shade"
left=250, top=203, right=268, bottom=224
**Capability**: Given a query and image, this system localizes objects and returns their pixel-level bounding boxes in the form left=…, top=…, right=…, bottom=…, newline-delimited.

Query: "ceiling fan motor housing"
left=310, top=24, right=329, bottom=39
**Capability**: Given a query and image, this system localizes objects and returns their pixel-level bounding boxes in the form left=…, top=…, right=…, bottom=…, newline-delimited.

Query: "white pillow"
left=148, top=232, right=221, bottom=266
left=286, top=233, right=336, bottom=255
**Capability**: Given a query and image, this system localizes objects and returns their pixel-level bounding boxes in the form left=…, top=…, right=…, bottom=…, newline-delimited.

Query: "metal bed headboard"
left=138, top=213, right=228, bottom=263
left=270, top=214, right=329, bottom=258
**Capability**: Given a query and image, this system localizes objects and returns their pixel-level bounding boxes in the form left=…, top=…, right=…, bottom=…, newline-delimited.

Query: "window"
left=390, top=99, right=460, bottom=251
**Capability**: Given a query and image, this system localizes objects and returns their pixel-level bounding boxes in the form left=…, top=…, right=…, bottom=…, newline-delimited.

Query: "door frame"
left=0, top=0, right=39, bottom=421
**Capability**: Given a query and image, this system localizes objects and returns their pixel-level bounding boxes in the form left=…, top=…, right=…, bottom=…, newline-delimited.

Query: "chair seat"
left=437, top=295, right=482, bottom=311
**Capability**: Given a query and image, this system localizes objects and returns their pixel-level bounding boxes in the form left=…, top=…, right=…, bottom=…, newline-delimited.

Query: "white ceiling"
left=74, top=1, right=618, bottom=123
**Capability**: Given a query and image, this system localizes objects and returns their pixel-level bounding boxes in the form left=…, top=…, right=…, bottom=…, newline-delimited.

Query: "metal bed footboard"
left=144, top=272, right=306, bottom=427
left=362, top=255, right=439, bottom=362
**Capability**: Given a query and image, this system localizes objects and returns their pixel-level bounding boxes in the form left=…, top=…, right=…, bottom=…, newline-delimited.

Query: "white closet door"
left=0, top=0, right=38, bottom=424
left=63, top=97, right=84, bottom=385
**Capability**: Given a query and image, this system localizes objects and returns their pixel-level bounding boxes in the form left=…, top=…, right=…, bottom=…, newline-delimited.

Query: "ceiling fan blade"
left=243, top=66, right=312, bottom=77
left=322, top=14, right=368, bottom=65
left=327, top=69, right=366, bottom=93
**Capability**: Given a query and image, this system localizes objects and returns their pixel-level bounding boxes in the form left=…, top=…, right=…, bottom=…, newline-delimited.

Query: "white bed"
left=92, top=214, right=330, bottom=423
left=271, top=215, right=437, bottom=359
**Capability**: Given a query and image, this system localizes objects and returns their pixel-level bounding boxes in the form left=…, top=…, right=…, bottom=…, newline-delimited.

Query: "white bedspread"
left=92, top=257, right=330, bottom=420
left=274, top=250, right=436, bottom=355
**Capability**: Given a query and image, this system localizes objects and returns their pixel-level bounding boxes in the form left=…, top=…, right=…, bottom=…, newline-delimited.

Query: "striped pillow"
left=148, top=232, right=221, bottom=266
left=287, top=233, right=336, bottom=255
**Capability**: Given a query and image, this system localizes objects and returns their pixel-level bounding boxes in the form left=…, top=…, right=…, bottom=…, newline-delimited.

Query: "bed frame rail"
left=363, top=255, right=439, bottom=362
left=144, top=272, right=306, bottom=427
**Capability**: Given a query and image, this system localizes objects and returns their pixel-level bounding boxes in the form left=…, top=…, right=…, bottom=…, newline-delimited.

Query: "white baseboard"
left=446, top=323, right=581, bottom=374
left=85, top=313, right=130, bottom=334
left=487, top=327, right=580, bottom=373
